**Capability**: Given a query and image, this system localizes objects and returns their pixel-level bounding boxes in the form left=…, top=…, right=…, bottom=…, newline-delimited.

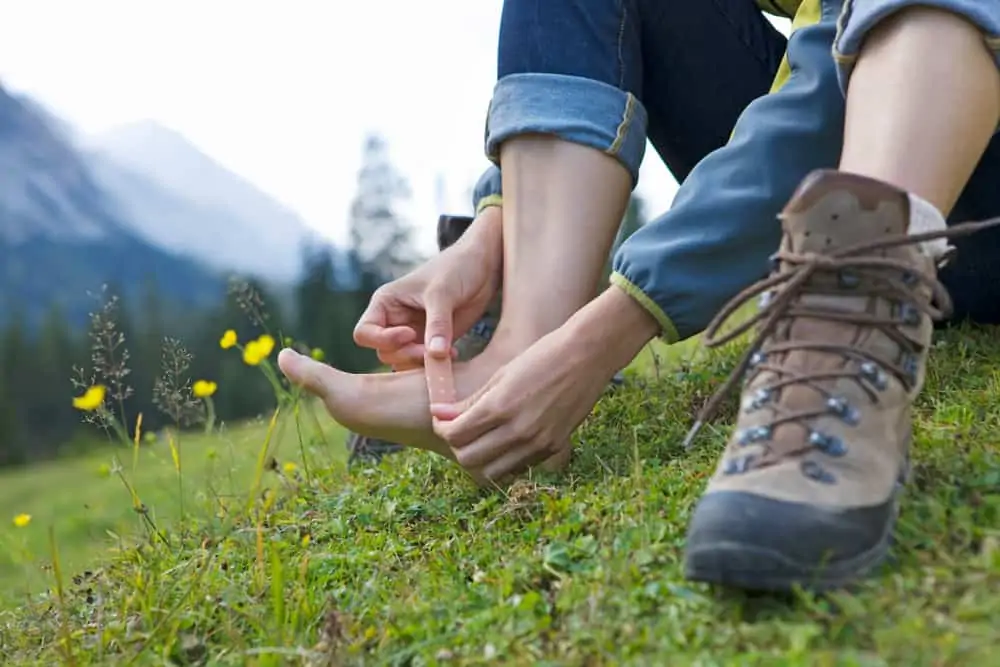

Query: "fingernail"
left=428, top=336, right=447, bottom=353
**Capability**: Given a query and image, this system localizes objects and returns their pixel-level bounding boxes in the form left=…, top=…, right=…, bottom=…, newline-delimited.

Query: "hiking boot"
left=681, top=170, right=998, bottom=592
left=346, top=431, right=405, bottom=465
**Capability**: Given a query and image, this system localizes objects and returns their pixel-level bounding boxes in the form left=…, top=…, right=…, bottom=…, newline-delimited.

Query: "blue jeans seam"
left=616, top=0, right=628, bottom=90
left=609, top=93, right=638, bottom=156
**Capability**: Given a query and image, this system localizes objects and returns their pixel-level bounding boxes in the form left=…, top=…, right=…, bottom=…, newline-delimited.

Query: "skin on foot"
left=278, top=343, right=572, bottom=482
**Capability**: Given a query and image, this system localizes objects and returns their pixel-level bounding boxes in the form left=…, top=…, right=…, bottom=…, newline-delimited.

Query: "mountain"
left=83, top=121, right=321, bottom=282
left=0, top=83, right=225, bottom=328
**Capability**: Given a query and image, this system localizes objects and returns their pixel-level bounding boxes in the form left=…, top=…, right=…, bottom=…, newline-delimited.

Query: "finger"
left=539, top=444, right=572, bottom=473
left=481, top=441, right=556, bottom=481
left=422, top=283, right=455, bottom=359
left=389, top=360, right=423, bottom=372
left=277, top=348, right=342, bottom=400
left=353, top=297, right=418, bottom=350
left=380, top=343, right=462, bottom=369
left=448, top=422, right=522, bottom=469
left=354, top=322, right=418, bottom=351
left=424, top=348, right=456, bottom=406
left=378, top=343, right=426, bottom=368
left=431, top=393, right=507, bottom=449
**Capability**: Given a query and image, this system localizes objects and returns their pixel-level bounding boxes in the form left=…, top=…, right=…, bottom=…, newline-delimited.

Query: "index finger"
left=353, top=300, right=419, bottom=350
left=354, top=322, right=418, bottom=350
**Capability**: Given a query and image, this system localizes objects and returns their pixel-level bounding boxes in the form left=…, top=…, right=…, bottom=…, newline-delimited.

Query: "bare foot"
left=277, top=346, right=494, bottom=457
left=277, top=343, right=571, bottom=480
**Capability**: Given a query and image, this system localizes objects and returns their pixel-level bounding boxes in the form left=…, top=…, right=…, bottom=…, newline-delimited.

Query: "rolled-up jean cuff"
left=485, top=73, right=648, bottom=186
left=833, top=0, right=1000, bottom=93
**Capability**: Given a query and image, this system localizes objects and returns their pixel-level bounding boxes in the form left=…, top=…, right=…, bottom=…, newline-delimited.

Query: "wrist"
left=564, top=284, right=659, bottom=375
left=468, top=205, right=503, bottom=281
left=469, top=205, right=502, bottom=243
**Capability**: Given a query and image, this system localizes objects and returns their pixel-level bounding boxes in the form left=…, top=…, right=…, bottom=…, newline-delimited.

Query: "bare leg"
left=280, top=0, right=787, bottom=459
left=838, top=6, right=1000, bottom=213
left=487, top=135, right=631, bottom=354
left=683, top=4, right=1000, bottom=592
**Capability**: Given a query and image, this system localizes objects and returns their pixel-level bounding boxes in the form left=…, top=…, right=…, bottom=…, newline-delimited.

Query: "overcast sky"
left=0, top=0, right=789, bottom=254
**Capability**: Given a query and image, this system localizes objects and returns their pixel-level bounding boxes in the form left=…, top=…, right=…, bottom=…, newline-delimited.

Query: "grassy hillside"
left=0, top=413, right=347, bottom=599
left=1, top=325, right=998, bottom=665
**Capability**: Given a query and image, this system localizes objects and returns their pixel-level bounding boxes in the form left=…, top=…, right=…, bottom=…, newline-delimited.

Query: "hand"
left=430, top=326, right=604, bottom=480
left=354, top=207, right=502, bottom=370
left=430, top=286, right=660, bottom=481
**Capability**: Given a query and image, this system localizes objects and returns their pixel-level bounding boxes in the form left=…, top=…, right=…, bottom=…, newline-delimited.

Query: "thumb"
left=278, top=348, right=335, bottom=399
left=429, top=392, right=474, bottom=422
left=430, top=379, right=499, bottom=448
left=423, top=283, right=455, bottom=359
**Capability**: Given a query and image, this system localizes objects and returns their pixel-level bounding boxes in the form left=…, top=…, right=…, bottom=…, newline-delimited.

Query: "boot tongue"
left=767, top=171, right=913, bottom=442
left=781, top=170, right=911, bottom=252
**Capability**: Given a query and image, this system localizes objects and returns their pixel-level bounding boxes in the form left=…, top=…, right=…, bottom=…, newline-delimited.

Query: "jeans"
left=474, top=0, right=1000, bottom=340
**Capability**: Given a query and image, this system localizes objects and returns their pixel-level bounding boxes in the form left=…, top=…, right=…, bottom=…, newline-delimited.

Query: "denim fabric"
left=612, top=0, right=1000, bottom=338
left=833, top=0, right=1000, bottom=89
left=613, top=0, right=847, bottom=340
left=479, top=0, right=1000, bottom=336
left=472, top=0, right=787, bottom=212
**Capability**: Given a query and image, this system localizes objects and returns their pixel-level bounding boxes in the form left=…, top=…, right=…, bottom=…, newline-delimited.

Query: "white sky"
left=0, top=0, right=788, bottom=255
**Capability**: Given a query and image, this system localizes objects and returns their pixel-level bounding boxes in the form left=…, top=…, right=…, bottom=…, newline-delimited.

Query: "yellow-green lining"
left=475, top=194, right=503, bottom=215
left=610, top=272, right=680, bottom=344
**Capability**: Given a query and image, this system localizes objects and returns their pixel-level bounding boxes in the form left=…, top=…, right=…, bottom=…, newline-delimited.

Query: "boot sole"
left=685, top=457, right=909, bottom=593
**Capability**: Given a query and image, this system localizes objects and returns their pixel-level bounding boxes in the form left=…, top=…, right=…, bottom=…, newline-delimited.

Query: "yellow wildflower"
left=72, top=385, right=106, bottom=411
left=243, top=341, right=263, bottom=366
left=219, top=329, right=238, bottom=349
left=283, top=461, right=298, bottom=474
left=256, top=334, right=276, bottom=357
left=13, top=513, right=31, bottom=528
left=310, top=347, right=325, bottom=361
left=192, top=380, right=218, bottom=398
left=242, top=334, right=276, bottom=366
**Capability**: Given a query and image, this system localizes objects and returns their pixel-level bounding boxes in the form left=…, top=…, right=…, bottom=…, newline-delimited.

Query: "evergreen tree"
left=347, top=133, right=417, bottom=284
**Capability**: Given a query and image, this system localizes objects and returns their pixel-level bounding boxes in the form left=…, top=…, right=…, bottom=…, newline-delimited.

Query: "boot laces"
left=681, top=218, right=1000, bottom=468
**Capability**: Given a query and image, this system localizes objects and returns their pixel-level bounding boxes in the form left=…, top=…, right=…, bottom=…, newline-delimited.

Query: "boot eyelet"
left=901, top=353, right=919, bottom=385
left=800, top=459, right=836, bottom=484
left=724, top=455, right=756, bottom=475
left=736, top=425, right=772, bottom=446
left=768, top=252, right=781, bottom=272
left=757, top=290, right=775, bottom=309
left=860, top=361, right=888, bottom=391
left=825, top=396, right=860, bottom=426
left=897, top=303, right=920, bottom=326
left=808, top=430, right=847, bottom=457
left=901, top=271, right=918, bottom=286
left=838, top=270, right=860, bottom=288
left=749, top=351, right=767, bottom=368
left=743, top=388, right=772, bottom=413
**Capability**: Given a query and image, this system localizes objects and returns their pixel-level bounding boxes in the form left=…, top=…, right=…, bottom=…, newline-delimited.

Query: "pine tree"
left=347, top=133, right=417, bottom=285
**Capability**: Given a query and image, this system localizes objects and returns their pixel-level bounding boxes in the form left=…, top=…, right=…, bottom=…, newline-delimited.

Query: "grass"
left=1, top=324, right=999, bottom=665
left=0, top=414, right=346, bottom=599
